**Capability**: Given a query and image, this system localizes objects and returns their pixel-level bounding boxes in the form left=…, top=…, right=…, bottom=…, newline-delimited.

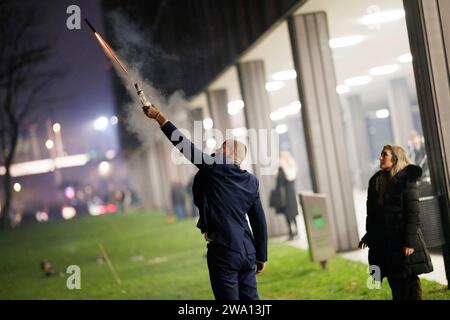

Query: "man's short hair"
left=223, top=139, right=247, bottom=165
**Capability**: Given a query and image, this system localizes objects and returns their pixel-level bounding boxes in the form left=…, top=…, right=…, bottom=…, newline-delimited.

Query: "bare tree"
left=0, top=1, right=60, bottom=228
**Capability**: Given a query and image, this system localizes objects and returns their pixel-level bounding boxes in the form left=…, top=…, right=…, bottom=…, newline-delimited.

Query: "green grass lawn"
left=0, top=209, right=448, bottom=299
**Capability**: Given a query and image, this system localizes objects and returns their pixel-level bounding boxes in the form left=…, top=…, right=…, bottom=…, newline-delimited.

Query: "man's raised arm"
left=142, top=105, right=213, bottom=170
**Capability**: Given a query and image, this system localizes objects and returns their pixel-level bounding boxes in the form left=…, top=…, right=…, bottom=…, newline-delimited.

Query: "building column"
left=347, top=94, right=372, bottom=189
left=404, top=0, right=450, bottom=287
left=237, top=60, right=287, bottom=237
left=288, top=12, right=359, bottom=251
left=387, top=77, right=415, bottom=148
left=207, top=89, right=232, bottom=138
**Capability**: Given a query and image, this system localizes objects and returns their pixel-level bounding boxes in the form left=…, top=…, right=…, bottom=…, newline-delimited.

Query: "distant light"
left=45, top=139, right=54, bottom=150
left=110, top=116, right=118, bottom=125
left=376, top=109, right=390, bottom=118
left=271, top=101, right=301, bottom=122
left=64, top=186, right=75, bottom=200
left=344, top=76, right=372, bottom=87
left=98, top=161, right=110, bottom=176
left=13, top=183, right=21, bottom=192
left=0, top=154, right=89, bottom=178
left=203, top=118, right=213, bottom=130
left=227, top=100, right=245, bottom=115
left=265, top=81, right=285, bottom=92
left=276, top=124, right=288, bottom=134
left=107, top=204, right=117, bottom=213
left=369, top=64, right=399, bottom=76
left=278, top=101, right=301, bottom=116
left=399, top=53, right=413, bottom=63
left=360, top=9, right=405, bottom=25
left=272, top=69, right=297, bottom=81
left=329, top=35, right=364, bottom=48
left=336, top=85, right=350, bottom=94
left=105, top=149, right=116, bottom=160
left=52, top=123, right=61, bottom=133
left=270, top=111, right=285, bottom=121
left=94, top=116, right=109, bottom=131
left=61, top=206, right=76, bottom=220
left=231, top=127, right=248, bottom=136
left=206, top=138, right=217, bottom=149
left=84, top=185, right=93, bottom=194
left=36, top=211, right=49, bottom=222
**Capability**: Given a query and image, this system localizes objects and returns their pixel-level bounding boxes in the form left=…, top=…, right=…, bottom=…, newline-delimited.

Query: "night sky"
left=36, top=0, right=119, bottom=155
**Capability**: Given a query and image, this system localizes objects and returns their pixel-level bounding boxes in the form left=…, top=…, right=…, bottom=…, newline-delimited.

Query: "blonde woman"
left=359, top=144, right=433, bottom=300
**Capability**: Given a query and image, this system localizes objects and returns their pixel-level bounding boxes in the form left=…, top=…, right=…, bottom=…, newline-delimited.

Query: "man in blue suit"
left=143, top=104, right=268, bottom=300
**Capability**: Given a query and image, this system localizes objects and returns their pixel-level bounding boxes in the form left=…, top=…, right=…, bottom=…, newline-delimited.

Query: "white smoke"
left=106, top=11, right=191, bottom=149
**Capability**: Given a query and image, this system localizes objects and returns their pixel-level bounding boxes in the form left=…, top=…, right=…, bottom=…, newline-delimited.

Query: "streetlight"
left=98, top=161, right=110, bottom=176
left=13, top=183, right=21, bottom=192
left=94, top=116, right=109, bottom=131
left=52, top=123, right=61, bottom=133
left=45, top=139, right=54, bottom=150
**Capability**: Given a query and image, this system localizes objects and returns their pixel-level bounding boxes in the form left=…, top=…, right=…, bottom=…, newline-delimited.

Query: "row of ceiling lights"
left=204, top=9, right=406, bottom=132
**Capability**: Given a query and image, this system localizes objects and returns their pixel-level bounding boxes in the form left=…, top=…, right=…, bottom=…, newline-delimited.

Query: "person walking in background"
left=186, top=175, right=199, bottom=218
left=171, top=182, right=187, bottom=220
left=359, top=144, right=433, bottom=300
left=408, top=131, right=426, bottom=166
left=274, top=151, right=299, bottom=240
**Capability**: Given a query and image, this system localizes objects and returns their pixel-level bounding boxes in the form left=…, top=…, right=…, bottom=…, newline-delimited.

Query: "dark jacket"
left=161, top=121, right=268, bottom=262
left=274, top=168, right=299, bottom=220
left=362, top=164, right=433, bottom=279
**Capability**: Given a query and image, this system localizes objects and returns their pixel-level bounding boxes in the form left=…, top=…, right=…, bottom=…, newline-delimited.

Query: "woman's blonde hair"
left=383, top=144, right=412, bottom=177
left=376, top=144, right=412, bottom=205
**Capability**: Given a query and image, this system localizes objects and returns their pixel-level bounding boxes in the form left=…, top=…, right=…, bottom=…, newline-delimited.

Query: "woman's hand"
left=358, top=239, right=368, bottom=249
left=404, top=246, right=414, bottom=256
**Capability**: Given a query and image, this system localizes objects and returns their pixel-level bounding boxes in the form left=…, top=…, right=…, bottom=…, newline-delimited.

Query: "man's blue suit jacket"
left=161, top=121, right=268, bottom=262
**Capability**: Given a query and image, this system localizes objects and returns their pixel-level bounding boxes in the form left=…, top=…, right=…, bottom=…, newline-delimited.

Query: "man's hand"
left=143, top=104, right=168, bottom=126
left=203, top=232, right=211, bottom=243
left=256, top=261, right=265, bottom=275
left=142, top=105, right=160, bottom=119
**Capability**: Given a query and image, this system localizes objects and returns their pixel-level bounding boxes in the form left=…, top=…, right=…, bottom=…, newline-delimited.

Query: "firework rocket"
left=84, top=19, right=152, bottom=107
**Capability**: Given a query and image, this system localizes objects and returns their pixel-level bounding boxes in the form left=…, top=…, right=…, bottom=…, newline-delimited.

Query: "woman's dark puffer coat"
left=362, top=164, right=433, bottom=279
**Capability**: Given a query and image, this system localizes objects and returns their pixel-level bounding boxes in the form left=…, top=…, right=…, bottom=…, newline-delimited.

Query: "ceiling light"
left=375, top=109, right=390, bottom=118
left=329, top=35, right=365, bottom=48
left=398, top=53, right=413, bottom=63
left=369, top=64, right=400, bottom=76
left=272, top=70, right=297, bottom=81
left=275, top=124, right=288, bottom=134
left=336, top=85, right=350, bottom=94
left=360, top=9, right=405, bottom=25
left=344, top=76, right=372, bottom=87
left=231, top=127, right=248, bottom=136
left=270, top=111, right=285, bottom=121
left=203, top=118, right=213, bottom=130
left=278, top=101, right=301, bottom=116
left=227, top=100, right=245, bottom=115
left=265, top=81, right=285, bottom=92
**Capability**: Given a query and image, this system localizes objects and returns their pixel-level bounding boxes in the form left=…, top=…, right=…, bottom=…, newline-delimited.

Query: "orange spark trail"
left=94, top=32, right=128, bottom=75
